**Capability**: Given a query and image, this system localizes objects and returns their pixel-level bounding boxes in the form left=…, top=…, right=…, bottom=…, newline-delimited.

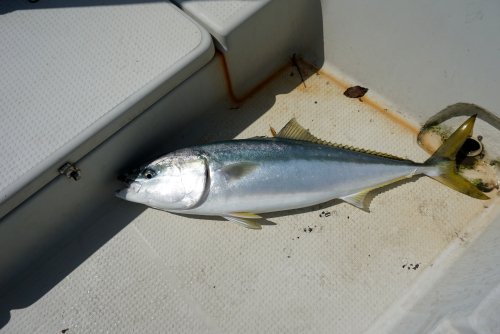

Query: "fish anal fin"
left=225, top=212, right=262, bottom=219
left=276, top=118, right=410, bottom=161
left=341, top=189, right=371, bottom=209
left=216, top=162, right=260, bottom=183
left=341, top=173, right=415, bottom=209
left=223, top=216, right=262, bottom=229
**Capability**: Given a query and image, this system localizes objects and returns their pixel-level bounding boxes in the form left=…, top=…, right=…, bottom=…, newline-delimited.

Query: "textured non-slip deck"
left=0, top=62, right=493, bottom=334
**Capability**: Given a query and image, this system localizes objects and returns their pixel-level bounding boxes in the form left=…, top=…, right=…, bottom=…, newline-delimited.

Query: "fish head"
left=116, top=157, right=208, bottom=211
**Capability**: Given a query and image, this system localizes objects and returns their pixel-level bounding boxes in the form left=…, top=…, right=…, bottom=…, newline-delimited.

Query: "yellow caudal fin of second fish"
left=419, top=115, right=489, bottom=200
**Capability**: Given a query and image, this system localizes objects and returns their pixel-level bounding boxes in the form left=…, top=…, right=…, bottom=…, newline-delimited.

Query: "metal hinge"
left=58, top=163, right=81, bottom=181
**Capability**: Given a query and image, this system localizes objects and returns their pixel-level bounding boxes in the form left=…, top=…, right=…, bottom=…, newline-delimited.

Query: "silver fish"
left=116, top=116, right=488, bottom=229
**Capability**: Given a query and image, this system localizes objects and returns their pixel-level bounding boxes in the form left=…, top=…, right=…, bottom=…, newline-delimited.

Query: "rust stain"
left=217, top=49, right=420, bottom=137
left=216, top=49, right=293, bottom=104
left=317, top=67, right=420, bottom=137
left=417, top=130, right=442, bottom=155
left=216, top=50, right=236, bottom=101
left=364, top=99, right=420, bottom=137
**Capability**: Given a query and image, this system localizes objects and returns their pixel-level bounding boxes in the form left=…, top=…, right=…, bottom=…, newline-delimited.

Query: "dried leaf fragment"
left=270, top=126, right=277, bottom=137
left=344, top=86, right=368, bottom=98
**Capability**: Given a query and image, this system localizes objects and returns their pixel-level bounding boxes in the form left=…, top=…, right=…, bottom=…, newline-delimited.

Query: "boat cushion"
left=0, top=1, right=214, bottom=218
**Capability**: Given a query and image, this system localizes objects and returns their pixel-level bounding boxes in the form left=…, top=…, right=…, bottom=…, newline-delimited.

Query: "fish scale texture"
left=0, top=63, right=489, bottom=333
left=0, top=3, right=201, bottom=194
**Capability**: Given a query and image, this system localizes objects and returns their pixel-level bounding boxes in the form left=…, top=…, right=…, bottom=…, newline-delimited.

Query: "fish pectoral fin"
left=223, top=215, right=262, bottom=229
left=216, top=162, right=260, bottom=183
left=225, top=212, right=262, bottom=219
left=341, top=189, right=371, bottom=209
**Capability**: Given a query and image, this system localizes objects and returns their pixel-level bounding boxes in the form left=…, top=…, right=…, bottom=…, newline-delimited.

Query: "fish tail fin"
left=417, top=115, right=489, bottom=200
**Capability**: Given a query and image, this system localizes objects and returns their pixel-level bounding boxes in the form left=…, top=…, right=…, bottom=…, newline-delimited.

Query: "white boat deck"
left=2, top=1, right=500, bottom=333
left=1, top=61, right=498, bottom=333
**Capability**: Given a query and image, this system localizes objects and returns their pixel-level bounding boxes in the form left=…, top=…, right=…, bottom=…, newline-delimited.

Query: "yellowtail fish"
left=116, top=116, right=488, bottom=229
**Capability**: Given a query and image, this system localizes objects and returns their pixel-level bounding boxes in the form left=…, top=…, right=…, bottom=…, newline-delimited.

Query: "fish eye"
left=143, top=168, right=156, bottom=179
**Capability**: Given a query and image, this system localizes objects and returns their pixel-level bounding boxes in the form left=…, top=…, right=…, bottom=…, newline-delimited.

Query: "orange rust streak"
left=216, top=49, right=292, bottom=104
left=216, top=50, right=236, bottom=101
left=217, top=48, right=420, bottom=137
left=363, top=99, right=420, bottom=137
left=317, top=67, right=420, bottom=137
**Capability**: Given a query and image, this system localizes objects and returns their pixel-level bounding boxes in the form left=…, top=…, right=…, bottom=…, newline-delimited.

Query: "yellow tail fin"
left=424, top=115, right=489, bottom=200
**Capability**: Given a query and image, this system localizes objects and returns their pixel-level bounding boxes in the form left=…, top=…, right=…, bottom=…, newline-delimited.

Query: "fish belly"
left=185, top=147, right=416, bottom=215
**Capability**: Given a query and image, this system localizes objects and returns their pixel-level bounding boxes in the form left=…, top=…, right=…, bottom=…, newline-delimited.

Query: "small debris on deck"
left=290, top=53, right=306, bottom=88
left=319, top=211, right=331, bottom=217
left=270, top=126, right=277, bottom=137
left=403, top=263, right=421, bottom=270
left=344, top=86, right=368, bottom=98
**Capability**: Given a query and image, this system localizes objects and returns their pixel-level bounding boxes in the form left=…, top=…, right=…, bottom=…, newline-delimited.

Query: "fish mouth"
left=117, top=172, right=133, bottom=183
left=115, top=175, right=142, bottom=198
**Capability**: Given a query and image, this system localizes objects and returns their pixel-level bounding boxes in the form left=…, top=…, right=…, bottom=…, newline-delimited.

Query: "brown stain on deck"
left=217, top=49, right=420, bottom=138
left=317, top=66, right=420, bottom=137
left=216, top=50, right=293, bottom=104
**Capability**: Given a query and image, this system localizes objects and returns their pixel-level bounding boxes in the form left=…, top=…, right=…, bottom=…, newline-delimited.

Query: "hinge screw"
left=58, top=163, right=81, bottom=181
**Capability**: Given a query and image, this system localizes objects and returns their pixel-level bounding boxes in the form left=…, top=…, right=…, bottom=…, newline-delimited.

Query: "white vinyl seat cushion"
left=0, top=1, right=214, bottom=218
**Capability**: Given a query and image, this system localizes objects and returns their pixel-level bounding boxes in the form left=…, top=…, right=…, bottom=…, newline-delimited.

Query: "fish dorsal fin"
left=277, top=118, right=411, bottom=162
left=277, top=118, right=318, bottom=142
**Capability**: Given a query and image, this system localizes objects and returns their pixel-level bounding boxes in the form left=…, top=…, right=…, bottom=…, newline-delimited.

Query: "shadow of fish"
left=116, top=116, right=488, bottom=229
